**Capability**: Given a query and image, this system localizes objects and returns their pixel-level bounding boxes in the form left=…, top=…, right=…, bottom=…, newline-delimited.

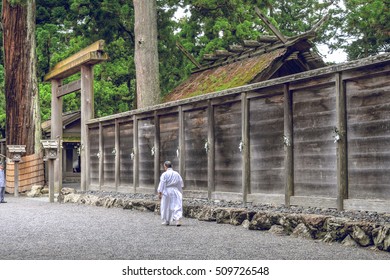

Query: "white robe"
left=157, top=168, right=184, bottom=223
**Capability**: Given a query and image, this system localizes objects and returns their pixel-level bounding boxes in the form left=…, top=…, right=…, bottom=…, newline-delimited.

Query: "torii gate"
left=44, top=40, right=108, bottom=192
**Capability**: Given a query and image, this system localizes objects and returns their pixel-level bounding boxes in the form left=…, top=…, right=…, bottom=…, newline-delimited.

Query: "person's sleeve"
left=157, top=173, right=165, bottom=193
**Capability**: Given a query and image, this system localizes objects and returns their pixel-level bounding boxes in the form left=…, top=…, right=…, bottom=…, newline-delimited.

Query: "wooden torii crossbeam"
left=44, top=40, right=109, bottom=81
left=44, top=40, right=108, bottom=194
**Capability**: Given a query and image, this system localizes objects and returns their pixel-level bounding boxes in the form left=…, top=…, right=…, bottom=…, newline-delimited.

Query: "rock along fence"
left=59, top=188, right=390, bottom=253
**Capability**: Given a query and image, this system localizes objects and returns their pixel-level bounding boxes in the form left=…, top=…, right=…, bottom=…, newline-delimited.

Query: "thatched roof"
left=165, top=31, right=326, bottom=103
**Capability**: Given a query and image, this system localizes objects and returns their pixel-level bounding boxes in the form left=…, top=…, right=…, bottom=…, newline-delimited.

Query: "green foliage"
left=0, top=0, right=388, bottom=136
left=341, top=0, right=390, bottom=60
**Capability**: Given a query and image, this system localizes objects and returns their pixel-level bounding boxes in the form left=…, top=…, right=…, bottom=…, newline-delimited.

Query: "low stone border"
left=59, top=188, right=390, bottom=252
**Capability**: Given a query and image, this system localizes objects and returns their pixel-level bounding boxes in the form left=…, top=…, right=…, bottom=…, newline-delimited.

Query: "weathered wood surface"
left=138, top=118, right=155, bottom=188
left=293, top=84, right=337, bottom=198
left=88, top=127, right=100, bottom=186
left=85, top=54, right=390, bottom=213
left=57, top=79, right=81, bottom=97
left=119, top=122, right=133, bottom=187
left=184, top=109, right=208, bottom=191
left=249, top=95, right=284, bottom=194
left=102, top=125, right=115, bottom=186
left=44, top=40, right=107, bottom=81
left=159, top=113, right=179, bottom=167
left=214, top=102, right=242, bottom=193
left=347, top=71, right=390, bottom=200
left=5, top=154, right=44, bottom=193
left=81, top=65, right=94, bottom=191
left=44, top=51, right=108, bottom=81
left=87, top=53, right=390, bottom=125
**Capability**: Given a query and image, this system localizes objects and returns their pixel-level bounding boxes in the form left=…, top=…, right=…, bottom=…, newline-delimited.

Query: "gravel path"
left=0, top=194, right=389, bottom=260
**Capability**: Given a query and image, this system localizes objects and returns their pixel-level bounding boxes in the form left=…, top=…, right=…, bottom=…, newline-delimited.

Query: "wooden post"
left=207, top=100, right=215, bottom=199
left=284, top=84, right=294, bottom=207
left=336, top=72, right=348, bottom=211
left=241, top=93, right=250, bottom=203
left=98, top=122, right=104, bottom=190
left=115, top=119, right=120, bottom=191
left=178, top=106, right=185, bottom=178
left=81, top=65, right=94, bottom=191
left=133, top=115, right=139, bottom=193
left=85, top=126, right=91, bottom=188
left=51, top=79, right=63, bottom=194
left=48, top=159, right=54, bottom=203
left=154, top=112, right=160, bottom=192
left=13, top=162, right=19, bottom=197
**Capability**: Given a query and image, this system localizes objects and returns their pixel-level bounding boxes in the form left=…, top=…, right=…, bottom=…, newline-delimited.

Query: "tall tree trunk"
left=133, top=0, right=161, bottom=108
left=2, top=0, right=41, bottom=155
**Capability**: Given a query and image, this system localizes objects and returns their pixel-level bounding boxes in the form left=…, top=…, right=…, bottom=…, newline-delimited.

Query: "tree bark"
left=2, top=0, right=41, bottom=155
left=133, top=0, right=161, bottom=108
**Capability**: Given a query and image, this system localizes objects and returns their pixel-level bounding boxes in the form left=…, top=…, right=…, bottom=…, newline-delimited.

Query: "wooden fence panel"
left=347, top=72, right=390, bottom=199
left=159, top=113, right=179, bottom=171
left=103, top=124, right=115, bottom=188
left=249, top=93, right=284, bottom=194
left=184, top=108, right=208, bottom=191
left=6, top=154, right=44, bottom=193
left=293, top=84, right=337, bottom=197
left=214, top=101, right=242, bottom=192
left=119, top=121, right=133, bottom=188
left=138, top=118, right=155, bottom=189
left=89, top=126, right=100, bottom=186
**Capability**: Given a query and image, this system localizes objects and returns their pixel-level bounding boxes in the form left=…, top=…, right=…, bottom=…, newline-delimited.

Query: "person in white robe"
left=158, top=161, right=184, bottom=226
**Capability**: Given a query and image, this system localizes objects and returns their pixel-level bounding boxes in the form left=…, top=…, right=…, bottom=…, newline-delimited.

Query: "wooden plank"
left=44, top=51, right=108, bottom=81
left=214, top=101, right=242, bottom=193
left=211, top=192, right=243, bottom=202
left=138, top=118, right=155, bottom=188
left=119, top=122, right=133, bottom=186
left=184, top=109, right=208, bottom=192
left=247, top=193, right=285, bottom=205
left=88, top=127, right=100, bottom=185
left=342, top=62, right=390, bottom=81
left=344, top=199, right=390, bottom=213
left=57, top=79, right=81, bottom=97
left=290, top=196, right=337, bottom=209
left=348, top=183, right=390, bottom=200
left=284, top=84, right=293, bottom=206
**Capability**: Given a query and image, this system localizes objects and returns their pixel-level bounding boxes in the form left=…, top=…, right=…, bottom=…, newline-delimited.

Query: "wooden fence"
left=5, top=153, right=45, bottom=193
left=86, top=53, right=390, bottom=213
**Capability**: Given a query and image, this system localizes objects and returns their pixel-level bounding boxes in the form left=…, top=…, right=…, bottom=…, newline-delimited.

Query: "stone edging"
left=59, top=188, right=390, bottom=253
